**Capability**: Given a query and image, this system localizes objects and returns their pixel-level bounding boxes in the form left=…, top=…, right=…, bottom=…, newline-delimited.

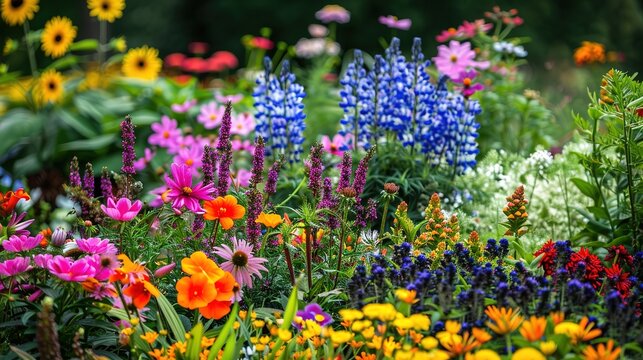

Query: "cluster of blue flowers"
left=338, top=37, right=481, bottom=174
left=253, top=57, right=306, bottom=162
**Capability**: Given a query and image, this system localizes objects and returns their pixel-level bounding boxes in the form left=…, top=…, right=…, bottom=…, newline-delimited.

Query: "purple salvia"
left=82, top=163, right=94, bottom=198
left=366, top=198, right=378, bottom=222
left=120, top=115, right=136, bottom=175
left=352, top=147, right=375, bottom=198
left=245, top=189, right=263, bottom=246
left=69, top=157, right=81, bottom=187
left=307, top=143, right=324, bottom=198
left=100, top=167, right=113, bottom=200
left=249, top=137, right=265, bottom=189
left=216, top=102, right=233, bottom=196
left=201, top=145, right=217, bottom=186
left=318, top=177, right=339, bottom=229
left=264, top=155, right=284, bottom=196
left=337, top=152, right=352, bottom=192
left=192, top=216, right=205, bottom=239
left=354, top=203, right=367, bottom=229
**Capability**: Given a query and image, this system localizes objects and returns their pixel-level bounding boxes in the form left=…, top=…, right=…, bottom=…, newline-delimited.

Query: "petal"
left=219, top=217, right=234, bottom=230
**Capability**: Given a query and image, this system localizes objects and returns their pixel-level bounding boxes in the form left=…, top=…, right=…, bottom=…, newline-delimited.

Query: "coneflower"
left=216, top=102, right=233, bottom=196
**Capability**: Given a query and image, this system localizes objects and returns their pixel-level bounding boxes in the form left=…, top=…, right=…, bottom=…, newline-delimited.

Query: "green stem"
left=619, top=105, right=638, bottom=248
left=505, top=334, right=512, bottom=357
left=23, top=22, right=38, bottom=77
left=209, top=220, right=220, bottom=248
left=283, top=243, right=295, bottom=286
left=305, top=226, right=313, bottom=292
left=379, top=198, right=391, bottom=242
left=98, top=21, right=106, bottom=69
left=275, top=178, right=305, bottom=209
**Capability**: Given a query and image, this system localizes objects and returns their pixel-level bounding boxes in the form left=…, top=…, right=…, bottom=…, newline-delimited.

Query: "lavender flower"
left=318, top=177, right=339, bottom=229
left=245, top=189, right=263, bottom=246
left=69, top=157, right=81, bottom=187
left=83, top=163, right=94, bottom=198
left=201, top=145, right=217, bottom=186
left=337, top=152, right=352, bottom=192
left=307, top=143, right=323, bottom=198
left=264, top=156, right=283, bottom=196
left=249, top=137, right=265, bottom=189
left=120, top=115, right=136, bottom=175
left=100, top=167, right=113, bottom=200
left=352, top=148, right=374, bottom=197
left=216, top=102, right=233, bottom=196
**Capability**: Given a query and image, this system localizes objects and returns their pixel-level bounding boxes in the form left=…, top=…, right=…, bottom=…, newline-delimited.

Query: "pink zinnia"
left=315, top=5, right=350, bottom=24
left=214, top=237, right=267, bottom=289
left=173, top=145, right=203, bottom=175
left=171, top=99, right=197, bottom=113
left=230, top=113, right=255, bottom=136
left=0, top=257, right=32, bottom=277
left=101, top=197, right=143, bottom=222
left=164, top=163, right=214, bottom=214
left=378, top=15, right=412, bottom=30
left=134, top=148, right=155, bottom=171
left=197, top=102, right=226, bottom=130
left=47, top=256, right=95, bottom=282
left=433, top=40, right=490, bottom=79
left=76, top=237, right=118, bottom=255
left=321, top=134, right=349, bottom=156
left=2, top=234, right=43, bottom=252
left=149, top=116, right=182, bottom=148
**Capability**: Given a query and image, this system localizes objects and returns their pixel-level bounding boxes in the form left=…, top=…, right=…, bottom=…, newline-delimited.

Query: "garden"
left=0, top=0, right=642, bottom=359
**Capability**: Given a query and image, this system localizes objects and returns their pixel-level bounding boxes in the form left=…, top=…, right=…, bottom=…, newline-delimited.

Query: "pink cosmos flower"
left=230, top=113, right=255, bottom=136
left=452, top=70, right=485, bottom=98
left=33, top=254, right=53, bottom=268
left=76, top=237, right=118, bottom=255
left=458, top=19, right=493, bottom=38
left=232, top=169, right=252, bottom=188
left=149, top=116, right=182, bottom=148
left=215, top=93, right=244, bottom=104
left=231, top=139, right=255, bottom=154
left=321, top=134, right=350, bottom=156
left=213, top=237, right=267, bottom=289
left=4, top=212, right=34, bottom=237
left=171, top=99, right=198, bottom=113
left=86, top=281, right=117, bottom=300
left=308, top=24, right=328, bottom=38
left=3, top=234, right=43, bottom=252
left=47, top=256, right=95, bottom=282
left=0, top=257, right=32, bottom=277
left=149, top=185, right=170, bottom=208
left=174, top=145, right=204, bottom=175
left=164, top=163, right=215, bottom=214
left=167, top=134, right=197, bottom=155
left=197, top=102, right=226, bottom=130
left=86, top=253, right=119, bottom=281
left=315, top=5, right=350, bottom=24
left=134, top=148, right=155, bottom=171
left=101, top=197, right=143, bottom=222
left=433, top=41, right=490, bottom=79
left=378, top=15, right=412, bottom=30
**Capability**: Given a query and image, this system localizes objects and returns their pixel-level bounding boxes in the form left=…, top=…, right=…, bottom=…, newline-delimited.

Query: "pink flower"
left=164, top=53, right=186, bottom=68
left=76, top=237, right=118, bottom=255
left=86, top=253, right=119, bottom=281
left=436, top=27, right=463, bottom=42
left=134, top=148, right=155, bottom=171
left=167, top=134, right=197, bottom=155
left=232, top=169, right=252, bottom=188
left=321, top=134, right=349, bottom=156
left=171, top=99, right=197, bottom=113
left=207, top=51, right=239, bottom=72
left=154, top=263, right=176, bottom=278
left=249, top=37, right=274, bottom=50
left=215, top=93, right=244, bottom=104
left=182, top=57, right=209, bottom=73
left=0, top=257, right=32, bottom=277
left=101, top=197, right=143, bottom=222
left=231, top=139, right=255, bottom=154
left=433, top=41, right=490, bottom=79
left=457, top=19, right=493, bottom=38
left=164, top=163, right=214, bottom=214
left=197, top=102, right=226, bottom=130
left=378, top=15, right=412, bottom=30
left=47, top=256, right=95, bottom=282
left=33, top=254, right=53, bottom=268
left=4, top=212, right=34, bottom=237
left=2, top=234, right=43, bottom=252
left=148, top=185, right=170, bottom=208
left=173, top=145, right=204, bottom=175
left=149, top=116, right=182, bottom=148
left=230, top=113, right=255, bottom=136
left=214, top=237, right=267, bottom=289
left=315, top=5, right=350, bottom=24
left=452, top=70, right=485, bottom=98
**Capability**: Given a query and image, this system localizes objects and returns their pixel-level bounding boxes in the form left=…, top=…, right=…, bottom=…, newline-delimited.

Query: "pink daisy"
left=197, top=102, right=226, bottom=130
left=75, top=237, right=118, bottom=255
left=321, top=134, right=349, bottom=156
left=213, top=237, right=267, bottom=289
left=0, top=257, right=32, bottom=277
left=164, top=163, right=214, bottom=214
left=149, top=116, right=182, bottom=148
left=433, top=40, right=490, bottom=79
left=101, top=197, right=143, bottom=222
left=47, top=256, right=95, bottom=282
left=173, top=145, right=203, bottom=175
left=231, top=139, right=255, bottom=154
left=232, top=169, right=252, bottom=188
left=215, top=93, right=244, bottom=104
left=167, top=134, right=197, bottom=155
left=230, top=113, right=256, bottom=136
left=134, top=148, right=155, bottom=171
left=171, top=99, right=198, bottom=113
left=148, top=185, right=170, bottom=208
left=2, top=234, right=43, bottom=252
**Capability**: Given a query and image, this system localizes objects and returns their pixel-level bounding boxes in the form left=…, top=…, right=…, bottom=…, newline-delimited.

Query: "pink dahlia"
left=197, top=102, right=226, bottom=130
left=164, top=163, right=214, bottom=214
left=149, top=116, right=182, bottom=148
left=47, top=256, right=95, bottom=282
left=76, top=237, right=118, bottom=255
left=2, top=234, right=43, bottom=252
left=433, top=40, right=490, bottom=79
left=101, top=197, right=143, bottom=222
left=214, top=237, right=267, bottom=289
left=0, top=257, right=32, bottom=277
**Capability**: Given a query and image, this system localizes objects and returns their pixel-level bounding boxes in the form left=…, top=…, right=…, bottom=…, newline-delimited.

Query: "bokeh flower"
left=574, top=41, right=605, bottom=66
left=41, top=16, right=77, bottom=58
left=122, top=46, right=162, bottom=80
left=197, top=102, right=225, bottom=129
left=321, top=134, right=349, bottom=156
left=230, top=113, right=255, bottom=136
left=171, top=99, right=197, bottom=113
left=433, top=41, right=489, bottom=79
left=315, top=4, right=350, bottom=24
left=87, top=0, right=124, bottom=22
left=1, top=0, right=39, bottom=26
left=38, top=69, right=64, bottom=103
left=148, top=116, right=181, bottom=148
left=378, top=15, right=411, bottom=30
left=214, top=237, right=267, bottom=288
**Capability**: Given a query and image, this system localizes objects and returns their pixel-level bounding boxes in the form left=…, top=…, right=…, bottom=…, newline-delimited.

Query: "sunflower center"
left=182, top=186, right=193, bottom=194
left=48, top=81, right=57, bottom=90
left=231, top=251, right=248, bottom=267
left=10, top=0, right=23, bottom=9
left=54, top=33, right=63, bottom=43
left=101, top=1, right=110, bottom=10
left=450, top=55, right=458, bottom=63
left=137, top=59, right=146, bottom=69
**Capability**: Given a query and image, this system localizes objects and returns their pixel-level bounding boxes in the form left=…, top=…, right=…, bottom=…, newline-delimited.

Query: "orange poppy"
left=181, top=251, right=224, bottom=283
left=0, top=188, right=30, bottom=216
left=110, top=254, right=148, bottom=284
left=255, top=212, right=283, bottom=228
left=214, top=271, right=236, bottom=301
left=199, top=299, right=232, bottom=320
left=484, top=306, right=523, bottom=335
left=203, top=195, right=246, bottom=230
left=122, top=280, right=160, bottom=309
left=176, top=273, right=217, bottom=310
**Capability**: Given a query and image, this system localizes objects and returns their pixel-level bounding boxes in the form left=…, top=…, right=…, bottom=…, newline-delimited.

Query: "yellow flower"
left=393, top=317, right=414, bottom=330
left=519, top=316, right=546, bottom=342
left=87, top=0, right=125, bottom=22
left=539, top=340, right=557, bottom=355
left=38, top=69, right=64, bottom=104
left=395, top=288, right=419, bottom=304
left=383, top=336, right=401, bottom=357
left=465, top=349, right=501, bottom=360
left=409, top=314, right=430, bottom=331
left=159, top=329, right=168, bottom=336
left=471, top=328, right=492, bottom=344
left=41, top=16, right=77, bottom=58
left=129, top=317, right=140, bottom=326
left=1, top=0, right=38, bottom=26
left=252, top=319, right=265, bottom=328
left=112, top=36, right=127, bottom=52
left=362, top=303, right=397, bottom=322
left=140, top=331, right=158, bottom=344
left=436, top=320, right=461, bottom=341
left=340, top=309, right=364, bottom=322
left=554, top=317, right=601, bottom=344
left=278, top=329, right=292, bottom=342
left=511, top=347, right=545, bottom=360
left=255, top=212, right=283, bottom=228
left=484, top=306, right=523, bottom=335
left=439, top=332, right=479, bottom=357
left=329, top=329, right=353, bottom=345
left=582, top=339, right=621, bottom=360
left=122, top=46, right=162, bottom=80
left=421, top=336, right=438, bottom=350
left=3, top=38, right=17, bottom=55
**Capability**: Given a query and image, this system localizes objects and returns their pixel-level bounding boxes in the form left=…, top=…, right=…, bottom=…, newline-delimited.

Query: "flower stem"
left=98, top=20, right=107, bottom=69
left=275, top=178, right=305, bottom=209
left=283, top=243, right=295, bottom=286
left=379, top=198, right=391, bottom=243
left=505, top=334, right=512, bottom=357
left=305, top=226, right=313, bottom=291
left=209, top=220, right=220, bottom=249
left=23, top=22, right=38, bottom=77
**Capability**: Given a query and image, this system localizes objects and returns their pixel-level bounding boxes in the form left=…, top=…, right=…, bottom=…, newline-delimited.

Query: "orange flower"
left=471, top=328, right=492, bottom=344
left=140, top=331, right=159, bottom=344
left=203, top=195, right=245, bottom=230
left=110, top=254, right=149, bottom=284
left=176, top=273, right=217, bottom=310
left=484, top=306, right=523, bottom=335
left=181, top=251, right=224, bottom=283
left=550, top=311, right=565, bottom=325
left=583, top=339, right=621, bottom=360
left=199, top=299, right=232, bottom=320
left=122, top=280, right=160, bottom=309
left=574, top=41, right=606, bottom=66
left=577, top=317, right=602, bottom=343
left=0, top=188, right=30, bottom=216
left=255, top=212, right=283, bottom=228
left=519, top=316, right=547, bottom=342
left=214, top=271, right=236, bottom=301
left=439, top=332, right=480, bottom=357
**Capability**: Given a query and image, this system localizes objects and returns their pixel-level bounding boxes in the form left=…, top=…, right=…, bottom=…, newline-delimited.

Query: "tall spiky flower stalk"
left=83, top=163, right=95, bottom=198
left=264, top=155, right=284, bottom=205
left=307, top=143, right=324, bottom=199
left=36, top=297, right=62, bottom=360
left=100, top=167, right=113, bottom=200
left=352, top=146, right=375, bottom=198
left=120, top=115, right=136, bottom=198
left=201, top=145, right=217, bottom=186
left=337, top=152, right=352, bottom=192
left=69, top=157, right=81, bottom=188
left=246, top=137, right=265, bottom=246
left=216, top=102, right=233, bottom=197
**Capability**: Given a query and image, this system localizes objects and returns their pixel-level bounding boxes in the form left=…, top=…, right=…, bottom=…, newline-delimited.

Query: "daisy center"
left=10, top=0, right=23, bottom=9
left=54, top=33, right=63, bottom=43
left=463, top=78, right=472, bottom=86
left=185, top=158, right=194, bottom=166
left=450, top=55, right=458, bottom=63
left=182, top=186, right=193, bottom=195
left=48, top=81, right=57, bottom=90
left=162, top=130, right=170, bottom=139
left=101, top=1, right=110, bottom=10
left=137, top=59, right=146, bottom=69
left=231, top=251, right=248, bottom=267
left=209, top=114, right=217, bottom=121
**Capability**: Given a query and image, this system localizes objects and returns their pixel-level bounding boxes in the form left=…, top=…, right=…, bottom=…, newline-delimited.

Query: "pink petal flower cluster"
left=46, top=255, right=95, bottom=282
left=171, top=99, right=197, bottom=113
left=214, top=237, right=267, bottom=289
left=321, top=134, right=351, bottom=156
left=436, top=19, right=493, bottom=42
left=101, top=198, right=143, bottom=222
left=2, top=234, right=43, bottom=252
left=76, top=237, right=118, bottom=255
left=164, top=163, right=214, bottom=214
left=452, top=70, right=485, bottom=98
left=0, top=257, right=32, bottom=277
left=433, top=41, right=490, bottom=79
left=197, top=102, right=226, bottom=129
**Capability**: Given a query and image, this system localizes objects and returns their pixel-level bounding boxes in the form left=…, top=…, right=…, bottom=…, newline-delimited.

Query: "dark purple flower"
left=337, top=152, right=352, bottom=192
left=307, top=143, right=323, bottom=198
left=318, top=177, right=339, bottom=229
left=294, top=303, right=332, bottom=329
left=201, top=145, right=217, bottom=186
left=120, top=116, right=137, bottom=175
left=69, top=156, right=81, bottom=187
left=245, top=189, right=263, bottom=246
left=216, top=102, right=233, bottom=196
left=264, top=156, right=283, bottom=196
left=249, top=137, right=265, bottom=189
left=83, top=163, right=94, bottom=198
left=352, top=148, right=374, bottom=197
left=100, top=167, right=113, bottom=200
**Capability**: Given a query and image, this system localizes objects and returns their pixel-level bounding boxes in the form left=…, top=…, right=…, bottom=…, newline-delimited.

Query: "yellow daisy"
left=39, top=69, right=64, bottom=103
left=41, top=16, right=77, bottom=58
left=1, top=0, right=39, bottom=26
left=122, top=46, right=162, bottom=80
left=87, top=0, right=125, bottom=23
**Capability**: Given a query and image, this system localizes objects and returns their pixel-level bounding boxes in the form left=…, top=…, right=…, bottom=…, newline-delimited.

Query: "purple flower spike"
left=120, top=115, right=137, bottom=176
left=216, top=102, right=233, bottom=196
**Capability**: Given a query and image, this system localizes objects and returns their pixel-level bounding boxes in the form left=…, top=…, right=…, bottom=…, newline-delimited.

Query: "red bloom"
left=636, top=108, right=643, bottom=117
left=188, top=42, right=209, bottom=55
left=182, top=57, right=209, bottom=73
left=164, top=53, right=186, bottom=68
left=534, top=240, right=557, bottom=276
left=605, top=245, right=633, bottom=267
left=0, top=189, right=30, bottom=217
left=604, top=263, right=631, bottom=298
left=207, top=51, right=238, bottom=72
left=250, top=37, right=274, bottom=50
left=566, top=247, right=604, bottom=289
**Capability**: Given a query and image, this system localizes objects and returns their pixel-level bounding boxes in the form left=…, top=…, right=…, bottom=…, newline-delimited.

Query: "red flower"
left=188, top=42, right=209, bottom=55
left=604, top=263, right=631, bottom=298
left=164, top=53, right=186, bottom=68
left=207, top=51, right=238, bottom=72
left=249, top=37, right=274, bottom=50
left=636, top=108, right=643, bottom=117
left=534, top=240, right=557, bottom=276
left=605, top=245, right=633, bottom=267
left=0, top=189, right=30, bottom=217
left=566, top=247, right=604, bottom=289
left=182, top=57, right=208, bottom=73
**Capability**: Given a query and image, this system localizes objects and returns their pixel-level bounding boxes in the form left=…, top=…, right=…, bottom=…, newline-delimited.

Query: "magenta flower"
left=134, top=148, right=155, bottom=171
left=164, top=163, right=214, bottom=214
left=294, top=303, right=332, bottom=329
left=0, top=257, right=32, bottom=277
left=167, top=134, right=197, bottom=155
left=230, top=113, right=256, bottom=136
left=76, top=237, right=118, bottom=255
left=47, top=256, right=95, bottom=282
left=213, top=237, right=267, bottom=289
left=101, top=197, right=143, bottom=222
left=149, top=116, right=182, bottom=148
left=215, top=93, right=244, bottom=104
left=86, top=253, right=119, bottom=281
left=378, top=15, right=412, bottom=30
left=2, top=234, right=43, bottom=252
left=436, top=27, right=463, bottom=43
left=33, top=254, right=53, bottom=268
left=232, top=169, right=252, bottom=188
left=173, top=145, right=203, bottom=175
left=458, top=19, right=493, bottom=38
left=4, top=212, right=34, bottom=237
left=321, top=134, right=349, bottom=156
left=148, top=185, right=170, bottom=208
left=315, top=4, right=350, bottom=24
left=153, top=263, right=176, bottom=278
left=171, top=99, right=197, bottom=113
left=433, top=40, right=490, bottom=79
left=197, top=102, right=226, bottom=130
left=453, top=70, right=485, bottom=98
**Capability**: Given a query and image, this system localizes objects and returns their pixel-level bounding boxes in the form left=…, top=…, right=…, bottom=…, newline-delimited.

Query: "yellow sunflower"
left=87, top=0, right=125, bottom=23
left=41, top=16, right=77, bottom=58
left=39, top=69, right=64, bottom=103
left=122, top=46, right=162, bottom=80
left=1, top=0, right=39, bottom=26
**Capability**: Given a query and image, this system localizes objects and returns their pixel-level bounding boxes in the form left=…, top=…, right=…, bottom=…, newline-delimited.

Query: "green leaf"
left=56, top=108, right=98, bottom=138
left=46, top=56, right=78, bottom=71
left=186, top=322, right=204, bottom=360
left=70, top=39, right=99, bottom=51
left=60, top=134, right=116, bottom=151
left=0, top=109, right=42, bottom=156
left=220, top=327, right=238, bottom=360
left=570, top=178, right=599, bottom=200
left=208, top=303, right=239, bottom=360
left=157, top=293, right=186, bottom=342
left=10, top=346, right=37, bottom=360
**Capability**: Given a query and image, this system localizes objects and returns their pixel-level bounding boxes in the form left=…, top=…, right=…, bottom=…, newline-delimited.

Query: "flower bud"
left=154, top=263, right=176, bottom=278
left=383, top=182, right=399, bottom=194
left=339, top=186, right=357, bottom=198
left=51, top=227, right=67, bottom=247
